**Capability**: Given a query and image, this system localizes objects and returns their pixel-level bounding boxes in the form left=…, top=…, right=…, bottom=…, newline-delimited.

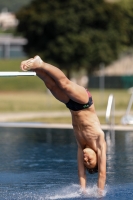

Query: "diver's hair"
left=86, top=165, right=98, bottom=174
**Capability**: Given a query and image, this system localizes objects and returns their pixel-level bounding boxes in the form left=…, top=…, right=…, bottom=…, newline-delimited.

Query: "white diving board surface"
left=0, top=72, right=36, bottom=77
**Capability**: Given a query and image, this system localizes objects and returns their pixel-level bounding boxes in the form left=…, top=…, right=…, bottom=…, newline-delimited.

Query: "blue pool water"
left=0, top=127, right=133, bottom=199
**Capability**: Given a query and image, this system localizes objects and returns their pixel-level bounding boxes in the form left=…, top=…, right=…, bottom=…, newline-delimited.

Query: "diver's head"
left=83, top=148, right=98, bottom=174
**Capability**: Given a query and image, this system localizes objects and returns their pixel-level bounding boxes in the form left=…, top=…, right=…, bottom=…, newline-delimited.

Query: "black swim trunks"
left=65, top=91, right=93, bottom=111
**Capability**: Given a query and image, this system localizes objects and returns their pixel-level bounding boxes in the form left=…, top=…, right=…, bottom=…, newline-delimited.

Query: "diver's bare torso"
left=70, top=104, right=103, bottom=152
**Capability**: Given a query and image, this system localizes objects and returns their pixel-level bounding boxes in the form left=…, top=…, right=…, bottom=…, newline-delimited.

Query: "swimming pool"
left=0, top=126, right=133, bottom=199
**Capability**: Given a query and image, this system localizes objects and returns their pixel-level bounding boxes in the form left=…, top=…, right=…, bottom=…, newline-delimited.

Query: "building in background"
left=89, top=55, right=133, bottom=89
left=0, top=9, right=27, bottom=58
left=0, top=8, right=18, bottom=30
left=0, top=34, right=27, bottom=58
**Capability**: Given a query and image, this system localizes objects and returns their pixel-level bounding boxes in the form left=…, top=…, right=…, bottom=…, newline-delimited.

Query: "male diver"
left=20, top=56, right=106, bottom=196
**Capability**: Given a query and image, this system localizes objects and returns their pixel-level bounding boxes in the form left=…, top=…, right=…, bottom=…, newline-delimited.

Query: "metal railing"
left=105, top=94, right=115, bottom=148
left=106, top=94, right=115, bottom=127
left=121, top=90, right=133, bottom=125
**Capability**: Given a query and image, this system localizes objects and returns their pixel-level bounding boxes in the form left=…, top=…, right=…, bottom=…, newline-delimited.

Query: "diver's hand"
left=79, top=188, right=88, bottom=197
left=97, top=188, right=104, bottom=198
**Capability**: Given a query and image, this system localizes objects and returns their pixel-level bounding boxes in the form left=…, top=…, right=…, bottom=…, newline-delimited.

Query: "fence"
left=89, top=76, right=133, bottom=89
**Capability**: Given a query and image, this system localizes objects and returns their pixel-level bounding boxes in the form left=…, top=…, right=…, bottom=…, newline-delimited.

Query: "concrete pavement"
left=0, top=110, right=127, bottom=122
left=0, top=110, right=132, bottom=131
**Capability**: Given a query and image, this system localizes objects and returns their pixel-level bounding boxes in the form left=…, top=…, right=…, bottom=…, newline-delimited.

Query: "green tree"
left=119, top=0, right=133, bottom=51
left=16, top=0, right=128, bottom=76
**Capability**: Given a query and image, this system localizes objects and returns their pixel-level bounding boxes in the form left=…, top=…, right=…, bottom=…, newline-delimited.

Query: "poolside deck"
left=0, top=111, right=132, bottom=131
left=0, top=122, right=132, bottom=131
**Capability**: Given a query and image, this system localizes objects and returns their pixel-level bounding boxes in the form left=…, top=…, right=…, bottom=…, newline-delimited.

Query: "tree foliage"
left=119, top=0, right=133, bottom=50
left=16, top=0, right=129, bottom=75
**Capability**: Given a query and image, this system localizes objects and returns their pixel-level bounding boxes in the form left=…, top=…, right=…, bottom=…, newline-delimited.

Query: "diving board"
left=0, top=72, right=36, bottom=77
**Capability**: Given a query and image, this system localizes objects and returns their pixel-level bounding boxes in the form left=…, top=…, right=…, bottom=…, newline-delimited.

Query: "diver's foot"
left=20, top=55, right=43, bottom=71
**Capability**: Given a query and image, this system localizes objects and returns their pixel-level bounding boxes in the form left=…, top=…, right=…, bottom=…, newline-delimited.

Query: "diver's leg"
left=33, top=68, right=69, bottom=103
left=20, top=56, right=88, bottom=104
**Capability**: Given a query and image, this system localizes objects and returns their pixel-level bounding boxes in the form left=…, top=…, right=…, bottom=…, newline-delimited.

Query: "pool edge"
left=0, top=122, right=132, bottom=131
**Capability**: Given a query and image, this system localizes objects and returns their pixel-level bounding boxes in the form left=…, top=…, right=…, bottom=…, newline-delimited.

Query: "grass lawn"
left=0, top=89, right=131, bottom=124
left=0, top=89, right=130, bottom=111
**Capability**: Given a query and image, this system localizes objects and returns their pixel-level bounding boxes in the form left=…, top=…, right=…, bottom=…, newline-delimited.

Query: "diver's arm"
left=77, top=146, right=87, bottom=191
left=97, top=134, right=106, bottom=195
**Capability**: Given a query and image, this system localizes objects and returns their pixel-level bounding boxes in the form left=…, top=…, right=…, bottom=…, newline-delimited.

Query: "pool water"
left=0, top=127, right=133, bottom=199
